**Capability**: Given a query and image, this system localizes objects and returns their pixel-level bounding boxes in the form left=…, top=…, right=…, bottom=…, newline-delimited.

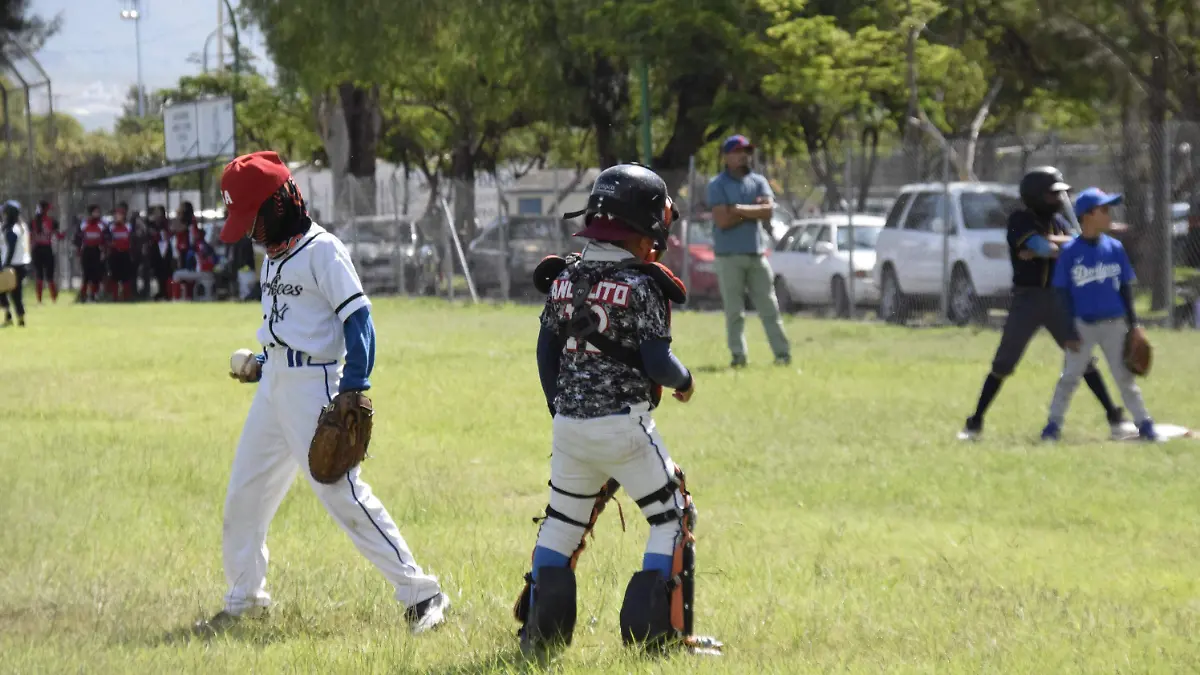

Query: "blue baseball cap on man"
left=721, top=134, right=755, bottom=154
left=1073, top=187, right=1123, bottom=219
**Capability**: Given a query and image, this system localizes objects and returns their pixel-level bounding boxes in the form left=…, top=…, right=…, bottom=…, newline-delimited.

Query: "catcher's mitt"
left=308, top=391, right=374, bottom=484
left=1123, top=326, right=1152, bottom=377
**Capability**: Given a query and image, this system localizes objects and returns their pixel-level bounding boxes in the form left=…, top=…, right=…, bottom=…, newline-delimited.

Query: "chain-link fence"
left=708, top=122, right=1200, bottom=331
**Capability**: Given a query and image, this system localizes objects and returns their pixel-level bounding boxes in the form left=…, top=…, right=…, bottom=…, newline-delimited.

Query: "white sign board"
left=163, top=96, right=236, bottom=162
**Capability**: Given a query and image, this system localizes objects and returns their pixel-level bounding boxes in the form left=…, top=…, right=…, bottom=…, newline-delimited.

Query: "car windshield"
left=836, top=225, right=881, bottom=250
left=684, top=219, right=715, bottom=245
left=961, top=192, right=1022, bottom=230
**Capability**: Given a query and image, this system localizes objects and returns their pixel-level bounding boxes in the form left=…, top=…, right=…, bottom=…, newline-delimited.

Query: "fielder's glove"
left=308, top=390, right=374, bottom=483
left=1123, top=326, right=1152, bottom=377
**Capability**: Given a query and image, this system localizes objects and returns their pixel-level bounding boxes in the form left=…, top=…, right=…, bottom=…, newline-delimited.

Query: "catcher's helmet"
left=1019, top=166, right=1070, bottom=212
left=564, top=164, right=678, bottom=252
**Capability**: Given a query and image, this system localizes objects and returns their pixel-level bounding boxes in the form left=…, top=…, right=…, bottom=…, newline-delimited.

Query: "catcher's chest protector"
left=534, top=254, right=687, bottom=406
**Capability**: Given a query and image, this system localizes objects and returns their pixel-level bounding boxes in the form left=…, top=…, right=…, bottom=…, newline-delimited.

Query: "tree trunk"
left=857, top=126, right=880, bottom=211
left=1118, top=88, right=1151, bottom=285
left=450, top=143, right=477, bottom=242
left=902, top=0, right=922, bottom=180
left=1145, top=10, right=1170, bottom=310
left=588, top=56, right=628, bottom=169
left=337, top=83, right=380, bottom=217
left=964, top=78, right=1003, bottom=181
left=654, top=71, right=723, bottom=181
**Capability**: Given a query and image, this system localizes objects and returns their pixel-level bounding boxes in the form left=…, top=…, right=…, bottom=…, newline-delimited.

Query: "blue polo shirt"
left=1052, top=234, right=1135, bottom=322
left=706, top=170, right=773, bottom=256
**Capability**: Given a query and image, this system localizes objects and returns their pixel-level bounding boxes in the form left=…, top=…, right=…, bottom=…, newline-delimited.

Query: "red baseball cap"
left=219, top=151, right=292, bottom=243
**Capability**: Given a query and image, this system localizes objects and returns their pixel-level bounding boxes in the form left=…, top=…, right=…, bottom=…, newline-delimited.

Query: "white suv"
left=873, top=182, right=1023, bottom=325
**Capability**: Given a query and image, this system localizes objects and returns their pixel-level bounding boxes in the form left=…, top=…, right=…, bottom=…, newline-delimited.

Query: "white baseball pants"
left=221, top=346, right=442, bottom=615
left=536, top=403, right=687, bottom=560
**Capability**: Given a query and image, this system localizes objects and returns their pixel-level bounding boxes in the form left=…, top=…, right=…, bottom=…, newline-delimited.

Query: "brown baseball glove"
left=1123, top=326, right=1152, bottom=377
left=308, top=391, right=374, bottom=483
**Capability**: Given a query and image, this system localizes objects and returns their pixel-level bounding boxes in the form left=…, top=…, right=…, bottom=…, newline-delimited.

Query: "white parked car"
left=771, top=214, right=886, bottom=317
left=872, top=182, right=1023, bottom=325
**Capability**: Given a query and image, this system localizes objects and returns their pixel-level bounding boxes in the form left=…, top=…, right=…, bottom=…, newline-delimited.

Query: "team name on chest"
left=550, top=278, right=631, bottom=307
left=263, top=277, right=304, bottom=297
left=1071, top=261, right=1122, bottom=286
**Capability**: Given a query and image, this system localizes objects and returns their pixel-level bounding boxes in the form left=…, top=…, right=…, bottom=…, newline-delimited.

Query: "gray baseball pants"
left=1048, top=318, right=1150, bottom=425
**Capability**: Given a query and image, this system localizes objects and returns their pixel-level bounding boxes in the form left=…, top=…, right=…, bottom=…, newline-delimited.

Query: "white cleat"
left=405, top=592, right=450, bottom=635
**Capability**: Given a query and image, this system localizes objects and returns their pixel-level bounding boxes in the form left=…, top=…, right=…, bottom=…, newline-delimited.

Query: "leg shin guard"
left=518, top=566, right=577, bottom=647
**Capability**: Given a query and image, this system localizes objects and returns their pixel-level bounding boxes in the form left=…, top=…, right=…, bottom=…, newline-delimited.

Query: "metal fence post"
left=1164, top=120, right=1176, bottom=329
left=496, top=172, right=511, bottom=301
left=683, top=154, right=695, bottom=308
left=844, top=130, right=856, bottom=320
left=940, top=145, right=952, bottom=322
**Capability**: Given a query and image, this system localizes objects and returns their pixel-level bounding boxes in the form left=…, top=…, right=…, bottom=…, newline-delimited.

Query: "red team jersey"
left=80, top=219, right=106, bottom=248
left=31, top=215, right=61, bottom=247
left=108, top=222, right=132, bottom=253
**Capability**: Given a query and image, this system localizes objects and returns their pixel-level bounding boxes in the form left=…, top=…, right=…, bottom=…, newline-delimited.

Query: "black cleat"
left=730, top=355, right=747, bottom=369
left=957, top=416, right=983, bottom=441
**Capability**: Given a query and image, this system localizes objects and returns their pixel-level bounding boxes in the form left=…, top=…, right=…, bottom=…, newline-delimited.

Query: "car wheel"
left=948, top=265, right=982, bottom=326
left=879, top=267, right=908, bottom=325
left=774, top=276, right=796, bottom=313
left=831, top=276, right=851, bottom=318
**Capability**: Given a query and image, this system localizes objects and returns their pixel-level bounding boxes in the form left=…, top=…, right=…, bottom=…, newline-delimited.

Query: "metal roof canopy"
left=82, top=159, right=219, bottom=189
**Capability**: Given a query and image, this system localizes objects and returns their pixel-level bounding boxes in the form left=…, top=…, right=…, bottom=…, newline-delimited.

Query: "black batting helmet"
left=1019, top=166, right=1070, bottom=212
left=564, top=164, right=678, bottom=252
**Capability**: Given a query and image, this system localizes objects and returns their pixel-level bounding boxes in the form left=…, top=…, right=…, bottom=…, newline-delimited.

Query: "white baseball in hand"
left=230, top=348, right=257, bottom=379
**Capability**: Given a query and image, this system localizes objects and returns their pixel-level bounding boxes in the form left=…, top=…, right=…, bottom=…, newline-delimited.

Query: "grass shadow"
left=135, top=611, right=336, bottom=649
left=423, top=647, right=548, bottom=675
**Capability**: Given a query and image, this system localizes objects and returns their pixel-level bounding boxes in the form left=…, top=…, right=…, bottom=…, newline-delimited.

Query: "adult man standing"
left=705, top=134, right=791, bottom=367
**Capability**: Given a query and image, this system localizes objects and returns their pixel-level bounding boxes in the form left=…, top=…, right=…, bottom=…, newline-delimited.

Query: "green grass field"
left=3, top=295, right=1200, bottom=674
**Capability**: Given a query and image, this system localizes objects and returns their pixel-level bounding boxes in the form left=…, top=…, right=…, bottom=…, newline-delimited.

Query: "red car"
left=661, top=216, right=722, bottom=307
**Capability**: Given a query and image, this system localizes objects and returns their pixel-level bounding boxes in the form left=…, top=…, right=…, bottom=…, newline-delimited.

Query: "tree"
left=241, top=1, right=411, bottom=219
left=0, top=0, right=61, bottom=58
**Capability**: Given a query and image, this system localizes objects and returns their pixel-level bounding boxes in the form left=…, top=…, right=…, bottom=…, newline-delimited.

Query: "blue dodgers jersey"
left=1052, top=234, right=1135, bottom=321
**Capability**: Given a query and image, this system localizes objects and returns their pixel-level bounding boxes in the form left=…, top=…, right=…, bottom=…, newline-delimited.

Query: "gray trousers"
left=715, top=254, right=791, bottom=359
left=1048, top=318, right=1150, bottom=425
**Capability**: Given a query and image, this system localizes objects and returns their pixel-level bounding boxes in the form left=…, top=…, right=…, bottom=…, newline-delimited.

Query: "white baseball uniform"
left=221, top=222, right=442, bottom=615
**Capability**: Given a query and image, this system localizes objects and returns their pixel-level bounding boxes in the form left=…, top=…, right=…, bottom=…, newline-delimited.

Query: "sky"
left=30, top=0, right=274, bottom=132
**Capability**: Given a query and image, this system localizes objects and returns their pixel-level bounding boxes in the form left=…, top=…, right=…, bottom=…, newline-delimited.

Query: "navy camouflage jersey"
left=540, top=261, right=672, bottom=418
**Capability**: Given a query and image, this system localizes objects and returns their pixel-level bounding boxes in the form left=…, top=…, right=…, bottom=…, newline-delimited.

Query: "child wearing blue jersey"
left=1042, top=187, right=1157, bottom=441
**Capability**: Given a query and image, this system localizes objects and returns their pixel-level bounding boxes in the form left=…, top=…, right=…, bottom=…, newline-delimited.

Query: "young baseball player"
left=1, top=200, right=30, bottom=326
left=959, top=167, right=1135, bottom=441
left=105, top=203, right=135, bottom=302
left=194, top=151, right=449, bottom=635
left=77, top=205, right=106, bottom=303
left=30, top=200, right=64, bottom=303
left=1040, top=187, right=1157, bottom=442
left=513, top=164, right=721, bottom=659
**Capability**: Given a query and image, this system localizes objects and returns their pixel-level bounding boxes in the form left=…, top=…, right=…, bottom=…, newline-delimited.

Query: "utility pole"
left=120, top=1, right=145, bottom=117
